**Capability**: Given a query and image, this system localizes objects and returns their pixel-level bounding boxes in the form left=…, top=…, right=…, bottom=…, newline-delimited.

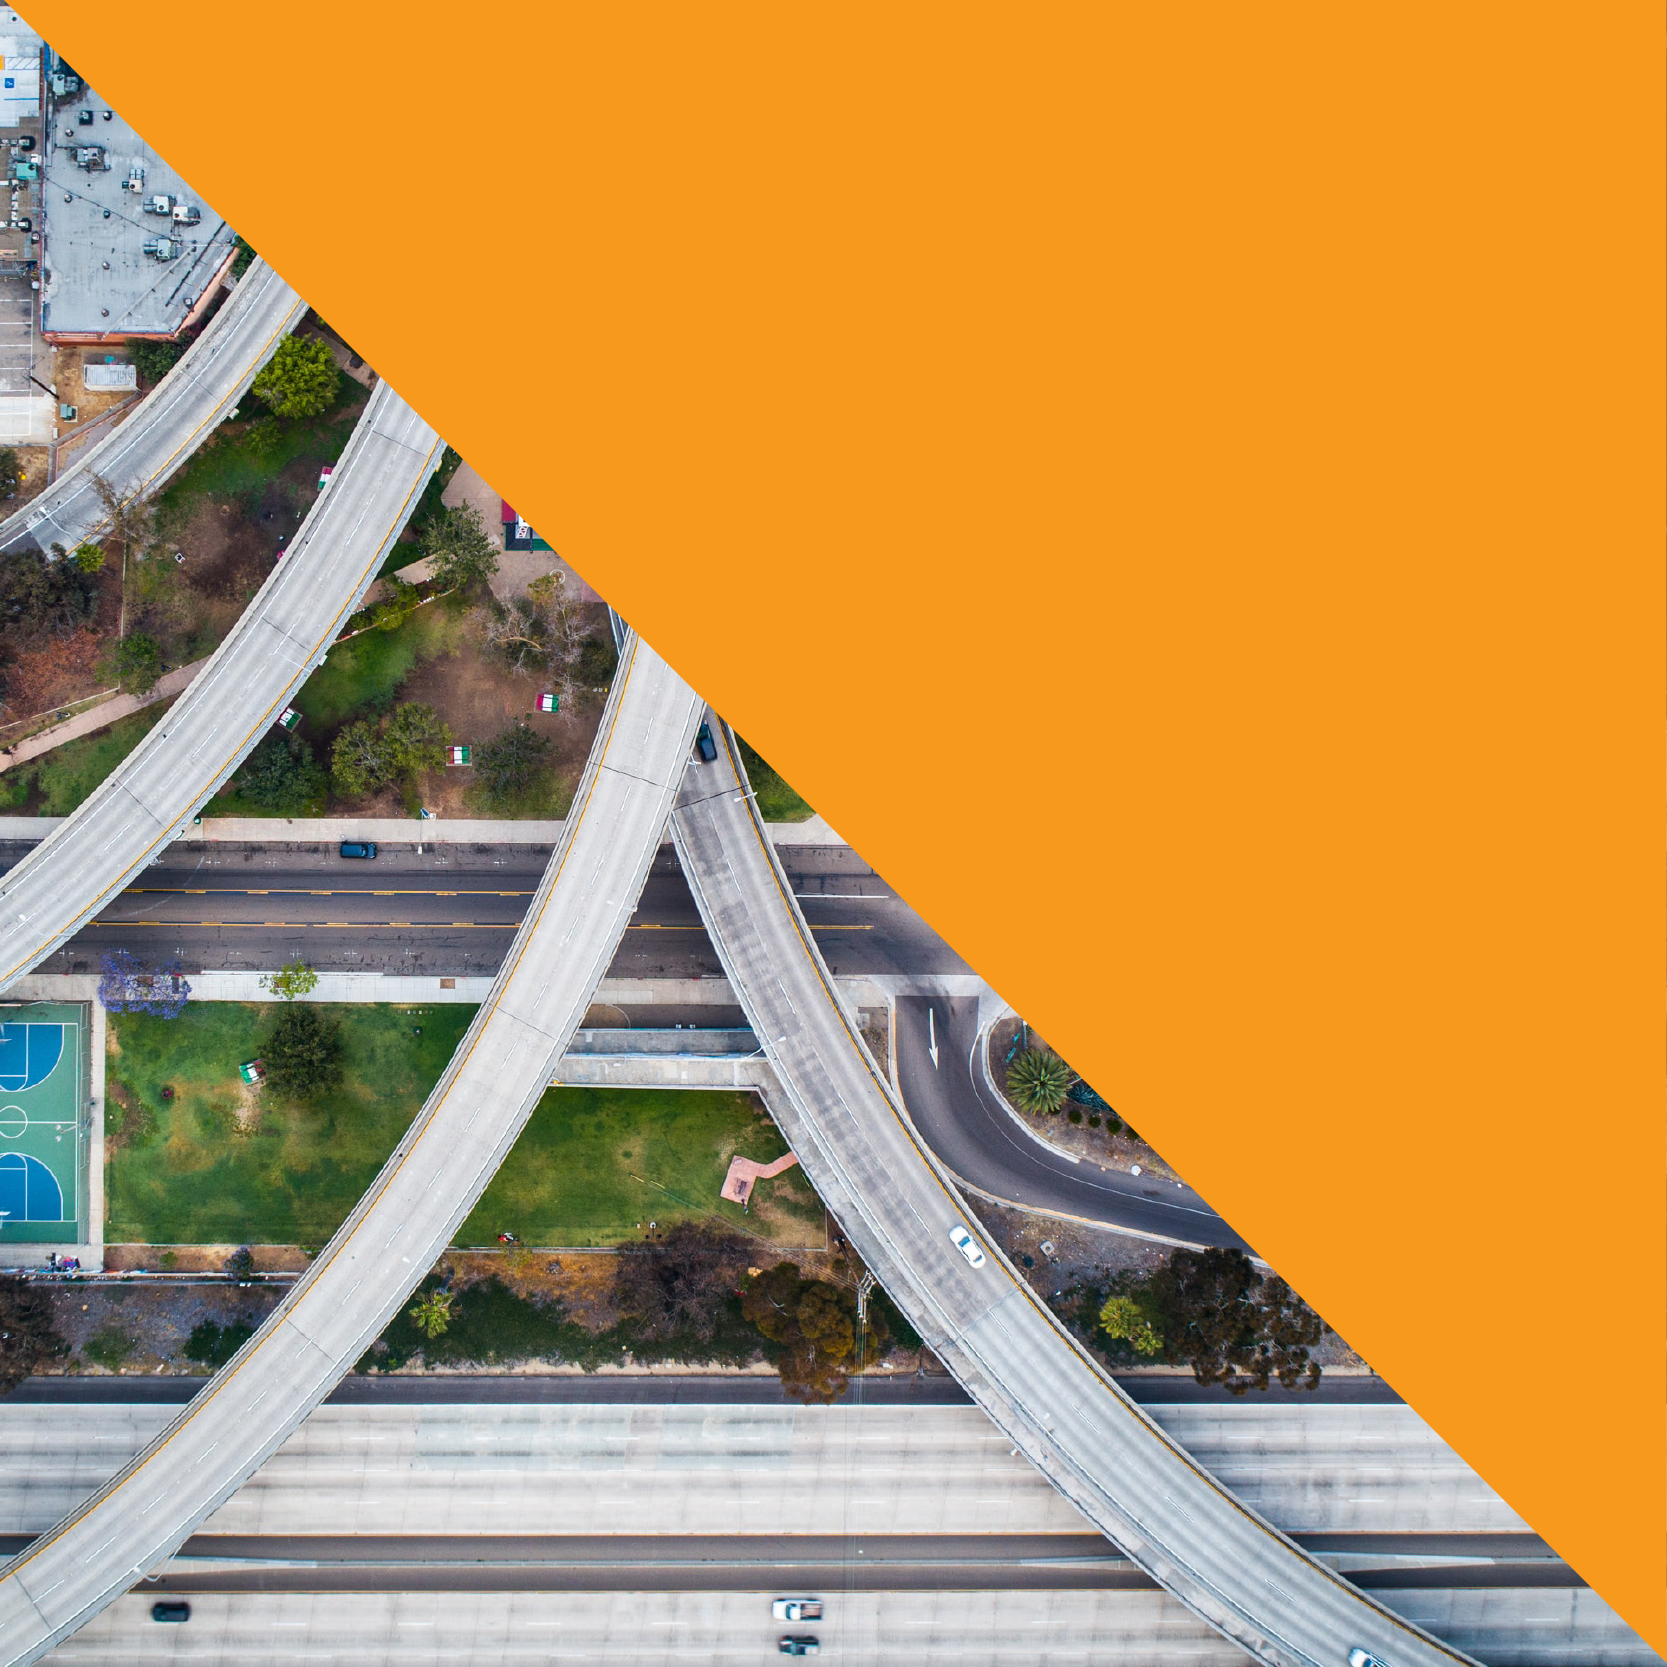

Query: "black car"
left=695, top=723, right=717, bottom=763
left=778, top=1641, right=820, bottom=1658
left=151, top=1602, right=191, bottom=1623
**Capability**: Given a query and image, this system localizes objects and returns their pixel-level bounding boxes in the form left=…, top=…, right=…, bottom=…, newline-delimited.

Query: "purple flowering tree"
left=97, top=950, right=191, bottom=1019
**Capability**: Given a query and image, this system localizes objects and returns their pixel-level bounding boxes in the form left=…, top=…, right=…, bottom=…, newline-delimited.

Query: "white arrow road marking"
left=928, top=1006, right=939, bottom=1069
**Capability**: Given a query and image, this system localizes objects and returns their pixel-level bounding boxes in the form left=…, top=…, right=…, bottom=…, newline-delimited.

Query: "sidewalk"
left=0, top=657, right=208, bottom=774
left=0, top=814, right=847, bottom=846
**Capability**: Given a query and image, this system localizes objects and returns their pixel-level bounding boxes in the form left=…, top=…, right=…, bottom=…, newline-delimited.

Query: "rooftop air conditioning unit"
left=142, top=236, right=179, bottom=261
left=171, top=204, right=200, bottom=226
left=145, top=193, right=172, bottom=216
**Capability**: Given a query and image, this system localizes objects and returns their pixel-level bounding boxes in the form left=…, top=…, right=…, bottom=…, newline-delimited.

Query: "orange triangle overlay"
left=21, top=2, right=1662, bottom=1650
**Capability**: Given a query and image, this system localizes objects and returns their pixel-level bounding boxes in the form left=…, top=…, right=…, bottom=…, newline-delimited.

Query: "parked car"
left=695, top=722, right=717, bottom=762
left=338, top=841, right=377, bottom=860
left=772, top=1600, right=823, bottom=1622
left=948, top=1223, right=986, bottom=1268
left=778, top=1640, right=820, bottom=1658
left=151, top=1602, right=190, bottom=1623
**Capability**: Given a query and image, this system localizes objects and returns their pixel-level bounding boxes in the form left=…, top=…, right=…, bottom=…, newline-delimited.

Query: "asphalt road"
left=4, top=1371, right=1406, bottom=1407
left=893, top=995, right=1251, bottom=1251
left=16, top=845, right=970, bottom=982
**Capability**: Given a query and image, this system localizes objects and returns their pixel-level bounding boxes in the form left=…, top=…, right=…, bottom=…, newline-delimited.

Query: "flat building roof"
left=37, top=51, right=237, bottom=340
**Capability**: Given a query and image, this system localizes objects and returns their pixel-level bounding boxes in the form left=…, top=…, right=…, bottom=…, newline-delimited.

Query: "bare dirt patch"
left=41, top=1278, right=286, bottom=1374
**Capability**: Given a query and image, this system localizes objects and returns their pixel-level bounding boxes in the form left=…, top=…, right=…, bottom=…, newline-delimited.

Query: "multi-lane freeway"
left=0, top=261, right=304, bottom=555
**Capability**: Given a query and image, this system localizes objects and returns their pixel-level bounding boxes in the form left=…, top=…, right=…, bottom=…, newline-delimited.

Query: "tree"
left=383, top=701, right=451, bottom=777
left=473, top=718, right=551, bottom=809
left=250, top=334, right=340, bottom=420
left=129, top=339, right=183, bottom=384
left=70, top=542, right=105, bottom=573
left=1099, top=1292, right=1164, bottom=1357
left=420, top=503, right=498, bottom=591
left=90, top=474, right=153, bottom=562
left=329, top=718, right=393, bottom=799
left=97, top=949, right=190, bottom=1018
left=577, top=634, right=618, bottom=687
left=1006, top=1047, right=1071, bottom=1115
left=409, top=1289, right=455, bottom=1339
left=223, top=1246, right=255, bottom=1284
left=261, top=1004, right=345, bottom=1101
left=1239, top=1276, right=1324, bottom=1393
left=112, top=632, right=161, bottom=695
left=0, top=1275, right=63, bottom=1391
left=0, top=446, right=21, bottom=500
left=741, top=1261, right=858, bottom=1405
left=0, top=549, right=97, bottom=638
left=261, top=959, right=319, bottom=1002
left=615, top=1222, right=750, bottom=1343
left=241, top=731, right=324, bottom=813
left=230, top=234, right=258, bottom=279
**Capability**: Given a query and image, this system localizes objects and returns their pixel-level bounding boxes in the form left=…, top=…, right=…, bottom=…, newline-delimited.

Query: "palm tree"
left=1006, top=1047, right=1071, bottom=1115
left=409, top=1288, right=455, bottom=1339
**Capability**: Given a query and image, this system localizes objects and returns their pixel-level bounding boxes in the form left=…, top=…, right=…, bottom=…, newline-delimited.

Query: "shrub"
left=1067, top=1107, right=1083, bottom=1125
left=1087, top=1113, right=1101, bottom=1128
left=129, top=340, right=183, bottom=384
left=112, top=632, right=162, bottom=696
left=223, top=1246, right=255, bottom=1283
left=97, top=949, right=190, bottom=1018
left=577, top=634, right=617, bottom=686
left=473, top=717, right=552, bottom=810
left=0, top=1276, right=63, bottom=1389
left=1006, top=1048, right=1071, bottom=1115
left=184, top=1319, right=253, bottom=1369
left=250, top=335, right=340, bottom=421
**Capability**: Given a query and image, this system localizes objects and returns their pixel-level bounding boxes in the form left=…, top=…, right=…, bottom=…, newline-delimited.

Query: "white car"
left=1349, top=1651, right=1391, bottom=1667
left=772, top=1600, right=823, bottom=1621
left=948, top=1223, right=986, bottom=1268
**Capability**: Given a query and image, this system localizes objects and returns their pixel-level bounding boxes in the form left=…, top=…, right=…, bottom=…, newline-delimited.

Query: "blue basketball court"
left=0, top=1004, right=84, bottom=1244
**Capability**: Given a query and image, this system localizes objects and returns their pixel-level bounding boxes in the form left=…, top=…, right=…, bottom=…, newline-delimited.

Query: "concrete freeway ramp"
left=0, top=261, right=306, bottom=556
left=668, top=718, right=1483, bottom=1667
left=0, top=379, right=443, bottom=992
left=0, top=637, right=705, bottom=1665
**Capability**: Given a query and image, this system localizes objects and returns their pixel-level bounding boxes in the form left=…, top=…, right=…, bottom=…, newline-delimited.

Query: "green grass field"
left=106, top=1007, right=822, bottom=1249
left=458, top=1086, right=824, bottom=1248
left=737, top=737, right=815, bottom=822
left=105, top=1003, right=474, bottom=1244
left=7, top=703, right=172, bottom=816
left=291, top=602, right=463, bottom=732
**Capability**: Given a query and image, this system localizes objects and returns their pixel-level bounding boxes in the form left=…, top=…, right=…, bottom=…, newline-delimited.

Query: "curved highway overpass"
left=0, top=260, right=305, bottom=555
left=669, top=715, right=1480, bottom=1667
left=0, top=636, right=704, bottom=1665
left=0, top=380, right=443, bottom=992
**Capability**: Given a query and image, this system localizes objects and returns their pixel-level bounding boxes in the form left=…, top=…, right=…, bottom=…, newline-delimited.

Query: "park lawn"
left=10, top=702, right=172, bottom=816
left=105, top=1002, right=476, bottom=1245
left=457, top=1086, right=825, bottom=1249
left=293, top=601, right=463, bottom=731
left=737, top=737, right=814, bottom=823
